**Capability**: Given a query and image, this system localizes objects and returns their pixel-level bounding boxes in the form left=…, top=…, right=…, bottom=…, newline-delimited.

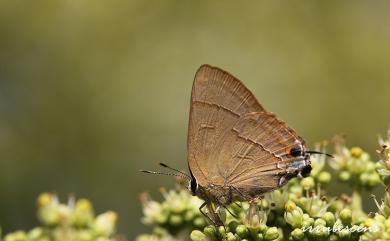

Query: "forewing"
left=187, top=65, right=265, bottom=186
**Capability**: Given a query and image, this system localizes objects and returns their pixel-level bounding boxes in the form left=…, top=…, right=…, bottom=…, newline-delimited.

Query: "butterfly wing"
left=188, top=65, right=265, bottom=187
left=188, top=65, right=308, bottom=201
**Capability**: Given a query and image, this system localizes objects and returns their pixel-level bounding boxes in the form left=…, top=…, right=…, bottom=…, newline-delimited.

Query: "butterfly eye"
left=290, top=147, right=302, bottom=157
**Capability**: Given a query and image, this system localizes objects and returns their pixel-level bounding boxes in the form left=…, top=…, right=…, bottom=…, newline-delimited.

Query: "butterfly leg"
left=223, top=205, right=238, bottom=219
left=199, top=202, right=224, bottom=227
left=208, top=203, right=225, bottom=227
left=199, top=202, right=218, bottom=226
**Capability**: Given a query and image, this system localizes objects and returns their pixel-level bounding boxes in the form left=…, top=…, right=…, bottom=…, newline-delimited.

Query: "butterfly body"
left=142, top=64, right=313, bottom=226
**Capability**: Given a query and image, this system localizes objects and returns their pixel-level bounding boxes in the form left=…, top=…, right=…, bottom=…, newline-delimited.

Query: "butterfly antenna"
left=159, top=162, right=191, bottom=179
left=307, top=150, right=334, bottom=158
left=140, top=169, right=189, bottom=180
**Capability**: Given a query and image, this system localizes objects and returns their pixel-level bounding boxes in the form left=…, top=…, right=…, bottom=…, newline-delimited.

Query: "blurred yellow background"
left=0, top=0, right=389, bottom=239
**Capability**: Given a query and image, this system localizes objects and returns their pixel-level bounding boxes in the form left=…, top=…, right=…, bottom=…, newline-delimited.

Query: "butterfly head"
left=288, top=145, right=333, bottom=178
left=287, top=146, right=312, bottom=177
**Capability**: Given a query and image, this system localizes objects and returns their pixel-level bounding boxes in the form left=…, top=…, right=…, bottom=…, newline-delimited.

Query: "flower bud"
left=314, top=218, right=327, bottom=227
left=290, top=228, right=304, bottom=240
left=311, top=225, right=330, bottom=239
left=360, top=173, right=369, bottom=185
left=27, top=228, right=44, bottom=240
left=71, top=198, right=94, bottom=227
left=235, top=225, right=249, bottom=238
left=37, top=193, right=53, bottom=207
left=184, top=210, right=196, bottom=222
left=193, top=216, right=207, bottom=228
left=351, top=147, right=362, bottom=158
left=333, top=219, right=344, bottom=231
left=301, top=177, right=315, bottom=190
left=217, top=226, right=226, bottom=237
left=38, top=207, right=60, bottom=226
left=384, top=219, right=390, bottom=229
left=260, top=199, right=270, bottom=209
left=169, top=214, right=183, bottom=226
left=140, top=194, right=166, bottom=225
left=302, top=215, right=314, bottom=228
left=318, top=171, right=331, bottom=185
left=93, top=211, right=117, bottom=237
left=257, top=233, right=264, bottom=241
left=264, top=227, right=279, bottom=241
left=135, top=234, right=147, bottom=241
left=164, top=190, right=187, bottom=214
left=289, top=185, right=303, bottom=198
left=203, top=225, right=217, bottom=238
left=190, top=230, right=208, bottom=241
left=323, top=212, right=336, bottom=226
left=338, top=171, right=350, bottom=181
left=368, top=172, right=381, bottom=186
left=226, top=232, right=237, bottom=241
left=77, top=230, right=94, bottom=241
left=329, top=199, right=344, bottom=213
left=375, top=214, right=386, bottom=222
left=338, top=228, right=351, bottom=240
left=4, top=231, right=27, bottom=241
left=339, top=209, right=352, bottom=225
left=285, top=200, right=296, bottom=212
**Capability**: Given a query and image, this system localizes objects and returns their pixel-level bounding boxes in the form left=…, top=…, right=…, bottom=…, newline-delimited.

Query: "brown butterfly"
left=142, top=65, right=329, bottom=225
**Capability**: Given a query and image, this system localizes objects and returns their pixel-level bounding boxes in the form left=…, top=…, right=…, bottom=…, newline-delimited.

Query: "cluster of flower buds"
left=283, top=199, right=364, bottom=241
left=360, top=212, right=390, bottom=241
left=3, top=193, right=119, bottom=241
left=330, top=136, right=381, bottom=189
left=376, top=130, right=390, bottom=187
left=190, top=223, right=280, bottom=241
left=136, top=188, right=207, bottom=241
left=362, top=131, right=390, bottom=241
left=190, top=201, right=279, bottom=241
left=136, top=131, right=390, bottom=241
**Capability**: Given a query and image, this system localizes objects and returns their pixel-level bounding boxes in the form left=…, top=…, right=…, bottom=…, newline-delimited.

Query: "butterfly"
left=142, top=65, right=329, bottom=226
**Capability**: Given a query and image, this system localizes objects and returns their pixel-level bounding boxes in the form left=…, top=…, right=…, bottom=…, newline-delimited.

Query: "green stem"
left=351, top=189, right=365, bottom=219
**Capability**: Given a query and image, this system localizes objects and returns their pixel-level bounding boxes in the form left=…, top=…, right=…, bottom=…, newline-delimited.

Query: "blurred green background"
left=0, top=0, right=390, bottom=239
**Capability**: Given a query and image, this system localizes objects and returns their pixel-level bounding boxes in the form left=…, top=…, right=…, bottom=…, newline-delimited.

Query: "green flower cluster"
left=361, top=190, right=390, bottom=241
left=136, top=130, right=390, bottom=241
left=3, top=193, right=119, bottom=241
left=376, top=130, right=390, bottom=187
left=359, top=131, right=390, bottom=241
left=136, top=188, right=207, bottom=241
left=330, top=136, right=381, bottom=189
